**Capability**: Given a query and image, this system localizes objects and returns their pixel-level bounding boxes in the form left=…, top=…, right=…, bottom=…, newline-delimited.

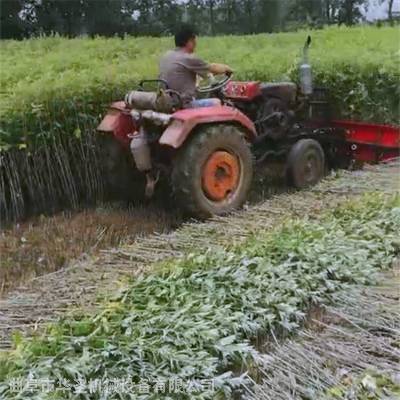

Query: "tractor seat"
left=260, top=82, right=297, bottom=103
left=188, top=98, right=221, bottom=109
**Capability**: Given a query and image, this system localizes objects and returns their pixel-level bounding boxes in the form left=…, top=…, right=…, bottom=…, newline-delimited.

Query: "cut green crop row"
left=1, top=193, right=399, bottom=399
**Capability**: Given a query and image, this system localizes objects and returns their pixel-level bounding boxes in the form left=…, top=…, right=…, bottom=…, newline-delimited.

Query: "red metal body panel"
left=97, top=101, right=135, bottom=147
left=332, top=120, right=400, bottom=162
left=223, top=81, right=262, bottom=101
left=332, top=120, right=400, bottom=148
left=159, top=105, right=257, bottom=148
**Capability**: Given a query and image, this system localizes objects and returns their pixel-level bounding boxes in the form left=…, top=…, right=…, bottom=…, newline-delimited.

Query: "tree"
left=322, top=0, right=342, bottom=23
left=84, top=0, right=131, bottom=37
left=388, top=0, right=394, bottom=20
left=337, top=0, right=366, bottom=25
left=32, top=0, right=86, bottom=37
left=149, top=0, right=184, bottom=35
left=254, top=0, right=282, bottom=33
left=0, top=0, right=25, bottom=39
left=22, top=0, right=136, bottom=37
left=287, top=0, right=327, bottom=28
left=0, top=0, right=374, bottom=40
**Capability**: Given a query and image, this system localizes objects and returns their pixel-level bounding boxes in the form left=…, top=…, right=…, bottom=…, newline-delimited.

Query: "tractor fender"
left=97, top=101, right=134, bottom=148
left=159, top=105, right=257, bottom=149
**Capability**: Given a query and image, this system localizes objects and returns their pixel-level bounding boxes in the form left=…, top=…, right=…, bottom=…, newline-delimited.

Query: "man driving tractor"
left=159, top=25, right=233, bottom=107
left=101, top=31, right=360, bottom=218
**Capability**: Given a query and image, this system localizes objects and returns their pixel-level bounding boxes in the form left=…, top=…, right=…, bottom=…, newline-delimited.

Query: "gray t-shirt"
left=159, top=49, right=209, bottom=104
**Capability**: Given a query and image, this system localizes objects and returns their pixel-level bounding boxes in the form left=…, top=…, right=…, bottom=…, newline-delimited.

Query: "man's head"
left=175, top=25, right=197, bottom=53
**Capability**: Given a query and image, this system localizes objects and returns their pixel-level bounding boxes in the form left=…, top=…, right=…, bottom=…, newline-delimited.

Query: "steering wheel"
left=197, top=72, right=232, bottom=94
left=138, top=79, right=168, bottom=91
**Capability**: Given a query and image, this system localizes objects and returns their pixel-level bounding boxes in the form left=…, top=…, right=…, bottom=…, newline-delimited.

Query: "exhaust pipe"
left=300, top=35, right=313, bottom=96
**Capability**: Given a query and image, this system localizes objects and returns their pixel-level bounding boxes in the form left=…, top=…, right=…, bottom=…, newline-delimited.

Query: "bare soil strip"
left=0, top=204, right=180, bottom=295
left=244, top=266, right=400, bottom=399
left=0, top=161, right=398, bottom=349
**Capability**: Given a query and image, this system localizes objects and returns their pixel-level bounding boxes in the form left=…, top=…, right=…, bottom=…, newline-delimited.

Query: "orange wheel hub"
left=202, top=151, right=240, bottom=201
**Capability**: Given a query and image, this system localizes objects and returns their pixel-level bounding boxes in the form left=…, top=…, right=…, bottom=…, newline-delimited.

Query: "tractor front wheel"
left=286, top=138, right=325, bottom=189
left=172, top=124, right=253, bottom=218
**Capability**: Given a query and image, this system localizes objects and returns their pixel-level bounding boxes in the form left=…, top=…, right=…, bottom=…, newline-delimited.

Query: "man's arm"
left=183, top=54, right=232, bottom=76
left=208, top=63, right=233, bottom=75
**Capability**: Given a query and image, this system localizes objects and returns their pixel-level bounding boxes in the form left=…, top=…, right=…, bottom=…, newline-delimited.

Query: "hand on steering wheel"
left=196, top=72, right=233, bottom=94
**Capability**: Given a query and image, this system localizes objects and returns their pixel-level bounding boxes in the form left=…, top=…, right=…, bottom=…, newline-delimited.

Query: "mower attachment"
left=332, top=120, right=400, bottom=163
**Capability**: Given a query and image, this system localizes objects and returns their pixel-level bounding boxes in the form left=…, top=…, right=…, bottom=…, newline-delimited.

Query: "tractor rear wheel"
left=172, top=124, right=253, bottom=218
left=286, top=138, right=325, bottom=189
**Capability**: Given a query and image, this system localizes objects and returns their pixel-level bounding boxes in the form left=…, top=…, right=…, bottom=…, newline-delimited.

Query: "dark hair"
left=174, top=25, right=197, bottom=47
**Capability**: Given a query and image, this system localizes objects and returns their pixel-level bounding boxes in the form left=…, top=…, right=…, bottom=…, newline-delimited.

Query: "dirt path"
left=0, top=161, right=398, bottom=349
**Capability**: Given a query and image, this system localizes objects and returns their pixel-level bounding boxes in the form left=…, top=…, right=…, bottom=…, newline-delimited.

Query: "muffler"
left=130, top=128, right=158, bottom=198
left=125, top=90, right=175, bottom=113
left=130, top=127, right=151, bottom=172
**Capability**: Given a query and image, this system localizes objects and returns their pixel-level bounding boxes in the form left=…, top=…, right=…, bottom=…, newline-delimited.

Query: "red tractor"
left=98, top=37, right=399, bottom=218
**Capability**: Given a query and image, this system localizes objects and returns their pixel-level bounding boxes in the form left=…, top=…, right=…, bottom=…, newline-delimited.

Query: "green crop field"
left=0, top=25, right=399, bottom=220
left=1, top=25, right=398, bottom=149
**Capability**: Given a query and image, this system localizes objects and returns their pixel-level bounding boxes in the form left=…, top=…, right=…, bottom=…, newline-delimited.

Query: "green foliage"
left=1, top=193, right=399, bottom=399
left=0, top=0, right=26, bottom=40
left=0, top=25, right=398, bottom=150
left=324, top=370, right=400, bottom=399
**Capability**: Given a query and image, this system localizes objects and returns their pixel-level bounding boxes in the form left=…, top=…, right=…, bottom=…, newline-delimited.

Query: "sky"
left=364, top=0, right=400, bottom=20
